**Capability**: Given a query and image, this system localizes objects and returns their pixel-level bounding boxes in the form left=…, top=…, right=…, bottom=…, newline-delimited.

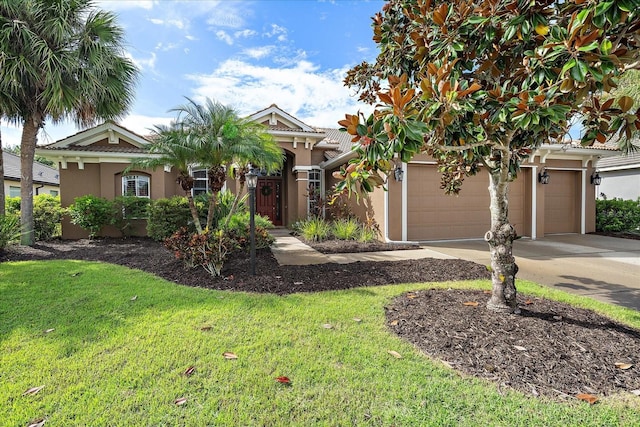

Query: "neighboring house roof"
left=596, top=136, right=640, bottom=170
left=2, top=150, right=60, bottom=186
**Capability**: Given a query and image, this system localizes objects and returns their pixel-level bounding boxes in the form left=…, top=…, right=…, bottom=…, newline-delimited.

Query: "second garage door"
left=406, top=165, right=526, bottom=240
left=544, top=170, right=580, bottom=234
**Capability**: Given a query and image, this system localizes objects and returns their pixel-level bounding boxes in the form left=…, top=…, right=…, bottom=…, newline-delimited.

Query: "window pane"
left=9, top=186, right=20, bottom=198
left=138, top=179, right=149, bottom=197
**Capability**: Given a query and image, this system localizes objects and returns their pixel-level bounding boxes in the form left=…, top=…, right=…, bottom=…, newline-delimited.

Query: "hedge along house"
left=37, top=105, right=618, bottom=241
left=35, top=105, right=350, bottom=239
left=321, top=140, right=619, bottom=242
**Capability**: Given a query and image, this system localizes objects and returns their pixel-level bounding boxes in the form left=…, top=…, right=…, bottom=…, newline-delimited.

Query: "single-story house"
left=3, top=150, right=60, bottom=198
left=594, top=137, right=640, bottom=200
left=36, top=105, right=618, bottom=241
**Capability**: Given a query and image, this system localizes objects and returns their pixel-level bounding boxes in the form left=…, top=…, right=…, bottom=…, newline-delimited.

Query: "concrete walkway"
left=270, top=229, right=640, bottom=311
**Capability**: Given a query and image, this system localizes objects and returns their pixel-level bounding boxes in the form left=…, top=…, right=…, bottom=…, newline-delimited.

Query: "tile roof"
left=3, top=151, right=60, bottom=185
left=39, top=145, right=146, bottom=153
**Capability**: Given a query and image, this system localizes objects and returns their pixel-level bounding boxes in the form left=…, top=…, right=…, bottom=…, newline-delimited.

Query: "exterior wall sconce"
left=538, top=168, right=550, bottom=184
left=590, top=171, right=602, bottom=185
left=394, top=165, right=404, bottom=182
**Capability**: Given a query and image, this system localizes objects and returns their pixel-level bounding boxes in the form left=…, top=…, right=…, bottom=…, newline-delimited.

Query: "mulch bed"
left=3, top=237, right=640, bottom=402
left=387, top=288, right=640, bottom=401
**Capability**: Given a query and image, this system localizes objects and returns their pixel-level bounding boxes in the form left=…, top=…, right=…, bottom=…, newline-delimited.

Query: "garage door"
left=406, top=165, right=526, bottom=240
left=544, top=170, right=580, bottom=234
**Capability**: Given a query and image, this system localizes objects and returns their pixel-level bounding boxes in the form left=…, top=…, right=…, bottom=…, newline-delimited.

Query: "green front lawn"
left=1, top=260, right=639, bottom=426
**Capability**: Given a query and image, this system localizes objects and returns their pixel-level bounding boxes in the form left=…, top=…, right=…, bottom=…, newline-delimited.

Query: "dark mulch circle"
left=386, top=288, right=640, bottom=400
left=299, top=237, right=420, bottom=254
left=3, top=237, right=639, bottom=402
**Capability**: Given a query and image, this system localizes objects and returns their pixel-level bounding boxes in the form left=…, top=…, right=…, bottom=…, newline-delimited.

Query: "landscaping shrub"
left=68, top=195, right=114, bottom=238
left=147, top=196, right=195, bottom=241
left=112, top=196, right=151, bottom=237
left=5, top=197, right=20, bottom=215
left=164, top=227, right=237, bottom=277
left=224, top=211, right=274, bottom=250
left=33, top=194, right=64, bottom=241
left=0, top=214, right=21, bottom=250
left=596, top=197, right=640, bottom=232
left=299, top=217, right=331, bottom=242
left=358, top=226, right=378, bottom=243
left=332, top=218, right=361, bottom=240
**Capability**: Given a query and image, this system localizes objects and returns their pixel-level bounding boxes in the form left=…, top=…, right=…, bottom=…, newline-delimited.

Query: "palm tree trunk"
left=0, top=128, right=5, bottom=216
left=485, top=162, right=519, bottom=313
left=185, top=191, right=203, bottom=234
left=206, top=165, right=226, bottom=230
left=20, top=118, right=40, bottom=245
left=225, top=181, right=245, bottom=228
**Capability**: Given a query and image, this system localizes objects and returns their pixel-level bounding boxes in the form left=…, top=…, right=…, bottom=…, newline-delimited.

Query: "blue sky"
left=2, top=0, right=385, bottom=147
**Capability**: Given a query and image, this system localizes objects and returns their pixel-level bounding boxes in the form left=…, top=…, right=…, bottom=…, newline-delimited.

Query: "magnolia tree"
left=336, top=0, right=640, bottom=312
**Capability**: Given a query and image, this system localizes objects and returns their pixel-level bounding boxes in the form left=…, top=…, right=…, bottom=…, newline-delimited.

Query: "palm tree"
left=128, top=124, right=204, bottom=233
left=0, top=0, right=138, bottom=245
left=172, top=98, right=284, bottom=230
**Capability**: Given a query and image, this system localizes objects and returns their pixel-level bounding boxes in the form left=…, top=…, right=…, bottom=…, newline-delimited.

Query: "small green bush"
left=596, top=198, right=640, bottom=232
left=299, top=217, right=331, bottom=242
left=33, top=194, right=64, bottom=241
left=5, top=197, right=20, bottom=215
left=147, top=196, right=195, bottom=241
left=332, top=218, right=361, bottom=240
left=68, top=195, right=114, bottom=238
left=112, top=196, right=151, bottom=237
left=358, top=226, right=378, bottom=243
left=0, top=214, right=21, bottom=249
left=224, top=211, right=274, bottom=250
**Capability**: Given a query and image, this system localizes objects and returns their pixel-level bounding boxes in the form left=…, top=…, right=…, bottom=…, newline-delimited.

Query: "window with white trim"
left=307, top=169, right=322, bottom=217
left=122, top=175, right=150, bottom=198
left=50, top=190, right=59, bottom=197
left=192, top=168, right=208, bottom=196
left=9, top=186, right=20, bottom=198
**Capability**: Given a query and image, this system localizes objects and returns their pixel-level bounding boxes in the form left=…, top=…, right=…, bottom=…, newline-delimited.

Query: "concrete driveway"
left=423, top=234, right=640, bottom=311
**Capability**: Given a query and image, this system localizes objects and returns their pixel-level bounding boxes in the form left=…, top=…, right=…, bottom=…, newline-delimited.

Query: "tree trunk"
left=206, top=165, right=226, bottom=230
left=485, top=166, right=519, bottom=313
left=20, top=118, right=41, bottom=246
left=224, top=168, right=247, bottom=228
left=0, top=128, right=5, bottom=216
left=185, top=191, right=203, bottom=234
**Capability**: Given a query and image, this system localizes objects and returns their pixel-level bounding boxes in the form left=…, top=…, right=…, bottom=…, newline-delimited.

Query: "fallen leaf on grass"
left=223, top=352, right=238, bottom=360
left=130, top=295, right=137, bottom=301
left=389, top=320, right=398, bottom=326
left=43, top=328, right=55, bottom=334
left=353, top=318, right=362, bottom=322
left=23, top=385, right=44, bottom=396
left=184, top=366, right=195, bottom=376
left=406, top=293, right=417, bottom=299
left=70, top=272, right=82, bottom=277
left=275, top=376, right=291, bottom=384
left=513, top=345, right=527, bottom=351
left=200, top=326, right=213, bottom=331
left=631, top=390, right=640, bottom=396
left=174, top=397, right=187, bottom=405
left=387, top=350, right=403, bottom=359
left=577, top=393, right=599, bottom=404
left=462, top=301, right=479, bottom=307
left=27, top=418, right=46, bottom=427
left=322, top=324, right=333, bottom=329
left=615, top=362, right=633, bottom=370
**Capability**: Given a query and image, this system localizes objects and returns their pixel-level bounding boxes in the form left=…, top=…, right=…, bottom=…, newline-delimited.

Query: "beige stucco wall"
left=59, top=161, right=181, bottom=239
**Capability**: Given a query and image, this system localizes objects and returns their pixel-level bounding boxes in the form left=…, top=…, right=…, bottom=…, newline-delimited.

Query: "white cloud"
left=205, top=2, right=246, bottom=29
left=148, top=17, right=186, bottom=29
left=98, top=0, right=156, bottom=11
left=216, top=30, right=234, bottom=45
left=155, top=42, right=179, bottom=52
left=126, top=51, right=157, bottom=71
left=265, top=24, right=287, bottom=42
left=242, top=46, right=274, bottom=60
left=118, top=114, right=173, bottom=135
left=186, top=60, right=372, bottom=128
left=235, top=29, right=257, bottom=39
left=185, top=35, right=197, bottom=41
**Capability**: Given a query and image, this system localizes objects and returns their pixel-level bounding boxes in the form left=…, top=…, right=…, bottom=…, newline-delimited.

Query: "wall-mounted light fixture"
left=538, top=168, right=550, bottom=185
left=394, top=164, right=404, bottom=182
left=590, top=171, right=602, bottom=185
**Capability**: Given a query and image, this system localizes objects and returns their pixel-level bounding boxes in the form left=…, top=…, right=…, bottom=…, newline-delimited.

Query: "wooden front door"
left=256, top=178, right=282, bottom=226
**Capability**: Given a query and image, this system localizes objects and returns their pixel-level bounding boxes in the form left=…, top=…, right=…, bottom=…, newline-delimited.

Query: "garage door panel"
left=407, top=165, right=527, bottom=240
left=544, top=170, right=579, bottom=234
